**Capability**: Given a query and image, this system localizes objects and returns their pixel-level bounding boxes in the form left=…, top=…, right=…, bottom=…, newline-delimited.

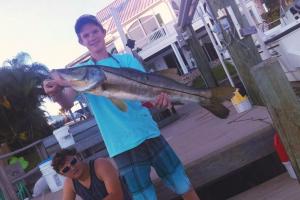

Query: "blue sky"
left=0, top=0, right=114, bottom=69
left=0, top=0, right=115, bottom=115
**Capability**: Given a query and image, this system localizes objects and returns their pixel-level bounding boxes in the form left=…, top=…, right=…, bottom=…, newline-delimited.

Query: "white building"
left=68, top=0, right=266, bottom=76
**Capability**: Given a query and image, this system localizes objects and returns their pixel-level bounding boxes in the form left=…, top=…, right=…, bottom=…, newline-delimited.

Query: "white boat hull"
left=264, top=21, right=300, bottom=81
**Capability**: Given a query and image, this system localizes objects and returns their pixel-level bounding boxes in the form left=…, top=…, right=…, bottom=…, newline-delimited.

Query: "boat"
left=262, top=0, right=300, bottom=94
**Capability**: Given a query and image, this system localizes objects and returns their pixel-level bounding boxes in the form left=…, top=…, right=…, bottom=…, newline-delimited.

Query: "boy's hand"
left=43, top=70, right=77, bottom=108
left=43, top=70, right=72, bottom=98
left=43, top=79, right=63, bottom=98
left=154, top=92, right=172, bottom=109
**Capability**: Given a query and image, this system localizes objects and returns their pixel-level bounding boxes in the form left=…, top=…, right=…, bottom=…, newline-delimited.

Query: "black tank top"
left=73, top=160, right=108, bottom=200
left=73, top=160, right=131, bottom=200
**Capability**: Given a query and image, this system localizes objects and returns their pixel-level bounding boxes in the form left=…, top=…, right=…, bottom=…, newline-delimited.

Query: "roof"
left=66, top=0, right=163, bottom=67
left=96, top=0, right=161, bottom=33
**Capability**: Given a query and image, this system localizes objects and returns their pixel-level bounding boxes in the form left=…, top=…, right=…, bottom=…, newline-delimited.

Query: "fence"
left=0, top=140, right=47, bottom=200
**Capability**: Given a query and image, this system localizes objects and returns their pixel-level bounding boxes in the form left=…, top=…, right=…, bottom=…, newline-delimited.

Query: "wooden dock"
left=229, top=173, right=300, bottom=200
left=154, top=103, right=274, bottom=199
left=33, top=102, right=276, bottom=200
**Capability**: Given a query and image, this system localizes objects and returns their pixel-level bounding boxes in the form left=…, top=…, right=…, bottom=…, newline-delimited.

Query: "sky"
left=0, top=0, right=115, bottom=115
left=0, top=0, right=114, bottom=68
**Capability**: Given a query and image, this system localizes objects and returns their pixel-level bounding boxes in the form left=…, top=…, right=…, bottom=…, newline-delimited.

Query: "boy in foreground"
left=44, top=14, right=200, bottom=200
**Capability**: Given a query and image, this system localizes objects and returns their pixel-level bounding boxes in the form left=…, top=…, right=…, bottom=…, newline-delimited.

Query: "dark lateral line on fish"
left=76, top=64, right=211, bottom=99
left=103, top=70, right=210, bottom=99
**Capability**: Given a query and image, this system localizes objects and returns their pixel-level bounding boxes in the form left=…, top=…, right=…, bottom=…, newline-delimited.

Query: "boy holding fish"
left=43, top=14, right=200, bottom=200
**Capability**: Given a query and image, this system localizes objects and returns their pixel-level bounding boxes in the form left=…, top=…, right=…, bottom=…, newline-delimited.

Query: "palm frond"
left=0, top=52, right=52, bottom=150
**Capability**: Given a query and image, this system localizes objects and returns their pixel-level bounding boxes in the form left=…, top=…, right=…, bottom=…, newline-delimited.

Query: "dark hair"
left=75, top=14, right=105, bottom=37
left=52, top=148, right=77, bottom=173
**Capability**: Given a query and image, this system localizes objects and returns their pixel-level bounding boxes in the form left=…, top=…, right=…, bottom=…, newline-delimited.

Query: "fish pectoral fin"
left=109, top=98, right=128, bottom=112
left=199, top=86, right=234, bottom=119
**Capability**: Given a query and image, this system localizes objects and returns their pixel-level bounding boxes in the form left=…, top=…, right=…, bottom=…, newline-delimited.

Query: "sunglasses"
left=61, top=157, right=78, bottom=174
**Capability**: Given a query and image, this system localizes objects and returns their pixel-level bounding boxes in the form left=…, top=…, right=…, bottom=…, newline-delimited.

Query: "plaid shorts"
left=113, top=135, right=191, bottom=200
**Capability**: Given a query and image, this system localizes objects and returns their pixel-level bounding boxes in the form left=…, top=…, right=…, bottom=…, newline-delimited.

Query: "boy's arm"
left=62, top=178, right=76, bottom=200
left=94, top=159, right=124, bottom=200
left=53, top=87, right=78, bottom=109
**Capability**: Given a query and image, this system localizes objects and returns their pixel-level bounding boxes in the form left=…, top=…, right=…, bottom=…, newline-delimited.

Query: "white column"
left=110, top=7, right=132, bottom=55
left=171, top=43, right=189, bottom=74
left=207, top=18, right=222, bottom=47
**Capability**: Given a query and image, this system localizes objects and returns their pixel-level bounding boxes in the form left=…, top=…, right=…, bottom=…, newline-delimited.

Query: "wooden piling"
left=251, top=58, right=300, bottom=180
left=206, top=0, right=263, bottom=105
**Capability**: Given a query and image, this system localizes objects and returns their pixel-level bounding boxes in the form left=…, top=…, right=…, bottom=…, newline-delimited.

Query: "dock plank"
left=154, top=103, right=274, bottom=199
left=229, top=173, right=300, bottom=200
left=33, top=103, right=275, bottom=200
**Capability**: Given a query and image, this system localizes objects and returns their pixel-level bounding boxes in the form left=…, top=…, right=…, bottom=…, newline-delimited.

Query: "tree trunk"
left=0, top=143, right=10, bottom=166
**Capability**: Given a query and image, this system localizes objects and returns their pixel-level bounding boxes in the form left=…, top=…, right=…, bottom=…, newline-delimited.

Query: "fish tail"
left=201, top=98, right=230, bottom=119
left=200, top=86, right=234, bottom=118
left=210, top=86, right=235, bottom=101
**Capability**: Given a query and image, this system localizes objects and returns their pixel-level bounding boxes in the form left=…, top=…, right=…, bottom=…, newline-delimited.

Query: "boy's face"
left=59, top=156, right=84, bottom=179
left=79, top=24, right=106, bottom=54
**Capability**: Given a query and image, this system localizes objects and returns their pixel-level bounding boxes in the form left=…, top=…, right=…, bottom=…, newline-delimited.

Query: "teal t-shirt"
left=77, top=54, right=160, bottom=157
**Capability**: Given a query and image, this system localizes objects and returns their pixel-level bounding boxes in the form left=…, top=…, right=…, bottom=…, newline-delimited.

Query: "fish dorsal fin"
left=109, top=98, right=128, bottom=112
left=152, top=68, right=182, bottom=82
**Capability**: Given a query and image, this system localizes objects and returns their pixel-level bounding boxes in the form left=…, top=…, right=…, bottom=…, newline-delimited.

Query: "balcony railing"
left=134, top=26, right=167, bottom=49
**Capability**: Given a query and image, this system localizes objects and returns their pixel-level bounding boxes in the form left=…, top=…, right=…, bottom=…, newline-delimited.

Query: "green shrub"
left=191, top=61, right=237, bottom=88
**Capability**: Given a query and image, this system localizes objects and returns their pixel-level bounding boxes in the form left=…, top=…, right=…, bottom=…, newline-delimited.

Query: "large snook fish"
left=53, top=65, right=235, bottom=119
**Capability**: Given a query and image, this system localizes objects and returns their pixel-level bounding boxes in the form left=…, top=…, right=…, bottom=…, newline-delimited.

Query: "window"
left=128, top=26, right=145, bottom=41
left=127, top=14, right=165, bottom=48
left=128, top=15, right=161, bottom=39
left=141, top=17, right=159, bottom=34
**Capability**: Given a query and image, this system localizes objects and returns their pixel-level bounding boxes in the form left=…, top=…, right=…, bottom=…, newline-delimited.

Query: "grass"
left=192, top=61, right=237, bottom=88
left=212, top=61, right=237, bottom=82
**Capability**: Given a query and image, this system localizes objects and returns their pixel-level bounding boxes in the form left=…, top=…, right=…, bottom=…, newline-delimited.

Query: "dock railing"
left=0, top=140, right=48, bottom=200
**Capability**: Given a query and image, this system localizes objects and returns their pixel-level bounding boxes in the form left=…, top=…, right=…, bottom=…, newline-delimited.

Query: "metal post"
left=171, top=43, right=189, bottom=74
left=110, top=7, right=132, bottom=54
left=205, top=0, right=264, bottom=104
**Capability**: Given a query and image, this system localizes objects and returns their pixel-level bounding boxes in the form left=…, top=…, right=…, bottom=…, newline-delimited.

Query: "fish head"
left=55, top=66, right=106, bottom=92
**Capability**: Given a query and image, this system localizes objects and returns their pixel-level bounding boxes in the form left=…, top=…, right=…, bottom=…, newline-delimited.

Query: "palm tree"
left=0, top=52, right=52, bottom=150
